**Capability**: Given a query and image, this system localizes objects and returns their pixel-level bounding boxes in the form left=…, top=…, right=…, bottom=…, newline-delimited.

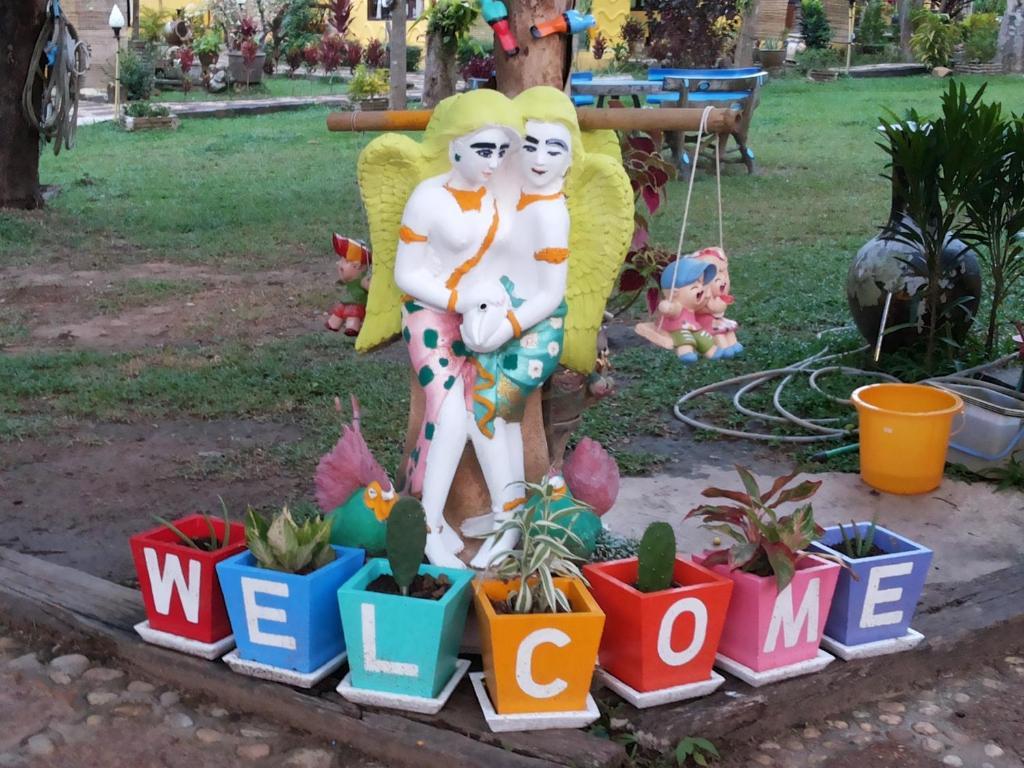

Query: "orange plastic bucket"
left=852, top=383, right=963, bottom=495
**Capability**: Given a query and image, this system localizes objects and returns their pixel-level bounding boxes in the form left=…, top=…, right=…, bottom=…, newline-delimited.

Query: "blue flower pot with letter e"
left=811, top=524, right=932, bottom=647
left=217, top=545, right=364, bottom=673
left=337, top=558, right=474, bottom=699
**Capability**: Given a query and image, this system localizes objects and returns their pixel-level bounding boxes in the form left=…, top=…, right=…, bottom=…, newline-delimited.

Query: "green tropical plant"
left=386, top=497, right=428, bottom=595
left=759, top=37, right=784, bottom=51
left=794, top=46, right=841, bottom=72
left=406, top=44, right=423, bottom=71
left=422, top=0, right=479, bottom=51
left=192, top=29, right=223, bottom=59
left=837, top=518, right=878, bottom=558
left=123, top=101, right=171, bottom=118
left=612, top=40, right=630, bottom=63
left=485, top=481, right=589, bottom=614
left=857, top=0, right=887, bottom=47
left=801, top=0, right=833, bottom=49
left=347, top=63, right=389, bottom=99
left=153, top=497, right=231, bottom=551
left=117, top=48, right=155, bottom=101
left=909, top=10, right=959, bottom=68
left=140, top=8, right=171, bottom=42
left=685, top=466, right=825, bottom=591
left=961, top=12, right=999, bottom=63
left=636, top=522, right=676, bottom=593
left=245, top=505, right=336, bottom=574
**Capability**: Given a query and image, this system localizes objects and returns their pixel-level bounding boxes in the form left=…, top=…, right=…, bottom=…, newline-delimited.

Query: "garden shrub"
left=910, top=10, right=960, bottom=68
left=801, top=0, right=833, bottom=49
left=857, top=0, right=887, bottom=48
left=644, top=0, right=740, bottom=67
left=961, top=12, right=999, bottom=63
left=118, top=47, right=155, bottom=101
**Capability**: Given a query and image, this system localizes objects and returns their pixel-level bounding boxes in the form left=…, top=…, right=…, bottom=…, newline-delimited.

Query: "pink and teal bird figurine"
left=315, top=395, right=397, bottom=555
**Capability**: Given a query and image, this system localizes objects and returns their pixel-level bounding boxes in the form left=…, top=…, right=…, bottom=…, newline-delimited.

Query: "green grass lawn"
left=2, top=74, right=1023, bottom=477
left=152, top=75, right=348, bottom=103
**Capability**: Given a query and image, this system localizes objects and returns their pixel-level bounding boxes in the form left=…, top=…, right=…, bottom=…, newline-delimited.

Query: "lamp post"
left=109, top=4, right=125, bottom=123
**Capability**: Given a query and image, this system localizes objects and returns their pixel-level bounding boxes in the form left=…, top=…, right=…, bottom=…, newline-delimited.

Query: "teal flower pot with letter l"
left=337, top=558, right=474, bottom=699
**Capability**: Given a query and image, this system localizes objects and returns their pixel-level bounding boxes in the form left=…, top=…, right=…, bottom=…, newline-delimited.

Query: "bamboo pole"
left=326, top=106, right=741, bottom=135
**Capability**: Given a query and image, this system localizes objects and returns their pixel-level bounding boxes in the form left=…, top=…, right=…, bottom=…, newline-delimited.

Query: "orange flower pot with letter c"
left=584, top=556, right=733, bottom=693
left=473, top=578, right=605, bottom=714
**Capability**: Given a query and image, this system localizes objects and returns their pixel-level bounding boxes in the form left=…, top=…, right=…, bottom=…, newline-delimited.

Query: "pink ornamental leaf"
left=563, top=438, right=620, bottom=516
left=641, top=184, right=661, bottom=215
left=630, top=225, right=650, bottom=253
left=314, top=395, right=392, bottom=512
left=645, top=286, right=661, bottom=315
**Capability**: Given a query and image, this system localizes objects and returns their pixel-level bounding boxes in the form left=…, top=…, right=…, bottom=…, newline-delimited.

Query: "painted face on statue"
left=676, top=277, right=707, bottom=310
left=450, top=127, right=513, bottom=186
left=337, top=259, right=365, bottom=283
left=519, top=120, right=572, bottom=192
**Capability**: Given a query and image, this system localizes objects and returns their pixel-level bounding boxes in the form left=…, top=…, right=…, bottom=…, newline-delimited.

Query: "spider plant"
left=836, top=517, right=879, bottom=559
left=152, top=497, right=232, bottom=552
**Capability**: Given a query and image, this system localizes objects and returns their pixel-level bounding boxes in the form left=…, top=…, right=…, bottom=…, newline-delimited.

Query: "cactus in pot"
left=636, top=522, right=676, bottom=593
left=386, top=497, right=428, bottom=596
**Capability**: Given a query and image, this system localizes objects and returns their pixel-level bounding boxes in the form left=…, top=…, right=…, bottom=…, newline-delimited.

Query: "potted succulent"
left=471, top=483, right=605, bottom=731
left=687, top=467, right=840, bottom=687
left=347, top=64, right=389, bottom=110
left=810, top=520, right=932, bottom=659
left=129, top=504, right=246, bottom=658
left=336, top=498, right=475, bottom=713
left=217, top=506, right=364, bottom=687
left=227, top=16, right=266, bottom=85
left=756, top=38, right=786, bottom=70
left=583, top=523, right=734, bottom=708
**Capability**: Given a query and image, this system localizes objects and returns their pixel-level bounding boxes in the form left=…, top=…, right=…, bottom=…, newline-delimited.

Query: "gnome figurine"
left=326, top=234, right=371, bottom=337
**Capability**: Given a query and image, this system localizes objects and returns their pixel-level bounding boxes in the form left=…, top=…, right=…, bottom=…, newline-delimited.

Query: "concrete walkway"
left=77, top=94, right=352, bottom=126
left=604, top=464, right=1024, bottom=586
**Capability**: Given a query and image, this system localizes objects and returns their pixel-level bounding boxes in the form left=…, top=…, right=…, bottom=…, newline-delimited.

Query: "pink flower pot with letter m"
left=696, top=554, right=839, bottom=672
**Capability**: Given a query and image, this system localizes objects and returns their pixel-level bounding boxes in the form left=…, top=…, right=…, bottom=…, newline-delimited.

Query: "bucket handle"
left=950, top=410, right=967, bottom=438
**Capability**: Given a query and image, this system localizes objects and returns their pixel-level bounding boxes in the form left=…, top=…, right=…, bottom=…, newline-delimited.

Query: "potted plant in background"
left=471, top=483, right=605, bottom=732
left=193, top=28, right=222, bottom=84
left=460, top=53, right=496, bottom=90
left=756, top=38, right=786, bottom=71
left=121, top=101, right=180, bottom=131
left=217, top=506, right=364, bottom=687
left=129, top=503, right=246, bottom=658
left=584, top=522, right=733, bottom=708
left=687, top=467, right=840, bottom=687
left=336, top=498, right=475, bottom=713
left=619, top=15, right=646, bottom=57
left=810, top=519, right=933, bottom=659
left=228, top=16, right=266, bottom=86
left=348, top=64, right=389, bottom=110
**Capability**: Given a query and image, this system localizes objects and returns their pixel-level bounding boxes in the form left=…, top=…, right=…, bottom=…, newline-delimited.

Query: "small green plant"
left=673, top=736, right=720, bottom=767
left=348, top=63, right=389, bottom=99
left=636, top=522, right=676, bottom=593
left=406, top=44, right=423, bottom=71
left=910, top=10, right=960, bottom=68
left=123, top=101, right=171, bottom=118
left=961, top=12, right=999, bottom=63
left=591, top=528, right=639, bottom=561
left=793, top=46, right=841, bottom=73
left=686, top=466, right=825, bottom=591
left=153, top=497, right=232, bottom=552
left=486, top=481, right=588, bottom=614
left=612, top=40, right=630, bottom=64
left=245, top=505, right=336, bottom=574
left=139, top=8, right=171, bottom=43
left=192, top=29, right=223, bottom=60
left=118, top=48, right=155, bottom=101
left=800, top=0, right=833, bottom=49
left=759, top=37, right=784, bottom=51
left=422, top=0, right=479, bottom=51
left=837, top=518, right=878, bottom=558
left=386, top=497, right=427, bottom=595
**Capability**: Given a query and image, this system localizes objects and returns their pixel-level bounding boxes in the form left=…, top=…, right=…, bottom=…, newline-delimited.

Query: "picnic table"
left=570, top=77, right=661, bottom=108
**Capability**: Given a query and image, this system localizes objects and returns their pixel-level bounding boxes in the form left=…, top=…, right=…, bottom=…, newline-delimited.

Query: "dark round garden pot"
left=757, top=49, right=786, bottom=70
left=227, top=51, right=266, bottom=84
left=846, top=168, right=982, bottom=353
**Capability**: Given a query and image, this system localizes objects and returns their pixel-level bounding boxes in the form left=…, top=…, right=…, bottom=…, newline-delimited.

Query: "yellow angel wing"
left=562, top=151, right=634, bottom=373
left=355, top=134, right=425, bottom=352
left=580, top=129, right=623, bottom=164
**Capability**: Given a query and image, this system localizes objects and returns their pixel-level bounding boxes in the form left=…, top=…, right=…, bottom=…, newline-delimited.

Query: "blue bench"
left=570, top=72, right=596, bottom=107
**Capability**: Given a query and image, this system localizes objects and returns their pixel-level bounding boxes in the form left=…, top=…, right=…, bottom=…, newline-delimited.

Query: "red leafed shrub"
left=363, top=37, right=387, bottom=68
left=303, top=43, right=320, bottom=67
left=329, top=0, right=354, bottom=37
left=241, top=38, right=260, bottom=66
left=178, top=46, right=195, bottom=73
left=645, top=0, right=740, bottom=67
left=591, top=31, right=607, bottom=60
left=459, top=54, right=495, bottom=81
left=285, top=47, right=304, bottom=73
left=239, top=16, right=260, bottom=40
left=319, top=37, right=344, bottom=73
left=343, top=39, right=363, bottom=71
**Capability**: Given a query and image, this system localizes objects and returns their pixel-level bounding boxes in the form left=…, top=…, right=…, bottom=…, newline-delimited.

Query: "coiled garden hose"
left=22, top=0, right=89, bottom=156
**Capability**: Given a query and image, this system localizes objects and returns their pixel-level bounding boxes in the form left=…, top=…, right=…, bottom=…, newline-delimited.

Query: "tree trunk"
left=132, top=0, right=140, bottom=39
left=1, top=0, right=47, bottom=210
left=998, top=0, right=1024, bottom=73
left=388, top=0, right=407, bottom=110
left=494, top=0, right=567, bottom=96
left=734, top=0, right=761, bottom=68
left=421, top=31, right=457, bottom=108
left=899, top=0, right=920, bottom=61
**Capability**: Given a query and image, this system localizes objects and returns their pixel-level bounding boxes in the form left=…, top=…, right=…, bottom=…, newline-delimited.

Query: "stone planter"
left=217, top=545, right=364, bottom=686
left=810, top=524, right=932, bottom=653
left=129, top=515, right=246, bottom=649
left=336, top=559, right=474, bottom=712
left=355, top=97, right=389, bottom=111
left=954, top=62, right=1003, bottom=74
left=808, top=68, right=840, bottom=81
left=227, top=51, right=266, bottom=84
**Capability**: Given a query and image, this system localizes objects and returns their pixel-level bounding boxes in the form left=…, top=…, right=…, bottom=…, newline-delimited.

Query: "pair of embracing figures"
left=353, top=86, right=633, bottom=570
